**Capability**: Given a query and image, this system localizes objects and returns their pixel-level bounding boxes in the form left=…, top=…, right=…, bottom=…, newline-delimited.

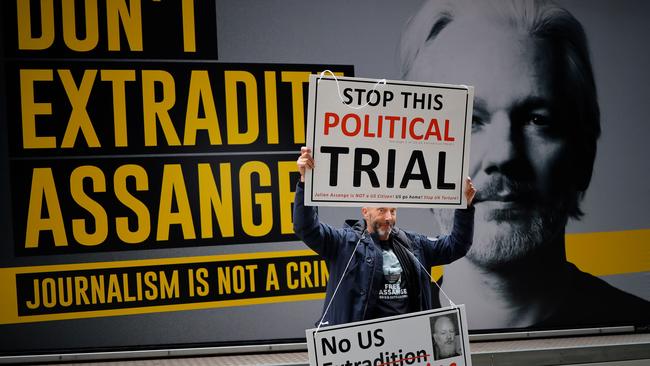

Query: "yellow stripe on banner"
left=4, top=249, right=317, bottom=274
left=3, top=231, right=648, bottom=324
left=0, top=291, right=325, bottom=324
left=566, top=229, right=650, bottom=276
left=0, top=249, right=323, bottom=325
left=430, top=266, right=443, bottom=282
left=0, top=268, right=18, bottom=324
left=431, top=229, right=650, bottom=281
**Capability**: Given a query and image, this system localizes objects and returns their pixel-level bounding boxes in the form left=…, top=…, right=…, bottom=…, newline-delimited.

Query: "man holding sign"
left=293, top=147, right=476, bottom=326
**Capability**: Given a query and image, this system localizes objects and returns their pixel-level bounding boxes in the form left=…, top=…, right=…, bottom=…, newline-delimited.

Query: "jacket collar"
left=344, top=218, right=366, bottom=234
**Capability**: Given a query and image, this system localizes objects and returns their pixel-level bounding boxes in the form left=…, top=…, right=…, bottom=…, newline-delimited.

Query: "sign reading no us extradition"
left=305, top=75, right=473, bottom=208
left=306, top=305, right=472, bottom=366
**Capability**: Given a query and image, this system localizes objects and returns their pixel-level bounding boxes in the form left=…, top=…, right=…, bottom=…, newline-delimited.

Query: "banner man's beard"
left=431, top=205, right=566, bottom=270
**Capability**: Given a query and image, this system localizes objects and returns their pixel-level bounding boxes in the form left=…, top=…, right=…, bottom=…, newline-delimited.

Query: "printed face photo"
left=429, top=313, right=462, bottom=360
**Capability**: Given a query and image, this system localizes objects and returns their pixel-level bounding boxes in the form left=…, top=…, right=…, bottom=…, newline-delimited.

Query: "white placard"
left=305, top=75, right=473, bottom=208
left=306, top=305, right=472, bottom=366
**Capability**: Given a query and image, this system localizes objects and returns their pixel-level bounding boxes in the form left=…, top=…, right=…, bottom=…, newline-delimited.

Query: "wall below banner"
left=2, top=330, right=649, bottom=365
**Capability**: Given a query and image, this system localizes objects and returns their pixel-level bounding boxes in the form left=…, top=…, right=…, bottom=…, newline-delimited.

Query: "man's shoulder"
left=398, top=229, right=435, bottom=246
left=538, top=263, right=650, bottom=328
left=397, top=228, right=427, bottom=239
left=565, top=263, right=649, bottom=307
left=344, top=219, right=363, bottom=229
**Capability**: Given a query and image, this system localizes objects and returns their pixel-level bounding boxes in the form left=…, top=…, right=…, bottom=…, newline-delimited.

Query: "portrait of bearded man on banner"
left=399, top=0, right=650, bottom=329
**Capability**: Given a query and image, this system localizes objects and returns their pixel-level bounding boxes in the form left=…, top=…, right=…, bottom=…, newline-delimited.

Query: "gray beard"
left=432, top=205, right=567, bottom=270
left=373, top=222, right=393, bottom=238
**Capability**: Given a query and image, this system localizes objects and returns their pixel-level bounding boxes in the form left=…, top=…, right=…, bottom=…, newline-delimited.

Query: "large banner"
left=0, top=0, right=648, bottom=356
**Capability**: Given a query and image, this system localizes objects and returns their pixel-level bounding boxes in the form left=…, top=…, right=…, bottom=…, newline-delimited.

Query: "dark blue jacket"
left=293, top=182, right=474, bottom=326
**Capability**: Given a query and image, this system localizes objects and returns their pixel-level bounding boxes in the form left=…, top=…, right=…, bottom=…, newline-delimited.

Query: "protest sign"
left=305, top=75, right=473, bottom=208
left=306, top=305, right=472, bottom=366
